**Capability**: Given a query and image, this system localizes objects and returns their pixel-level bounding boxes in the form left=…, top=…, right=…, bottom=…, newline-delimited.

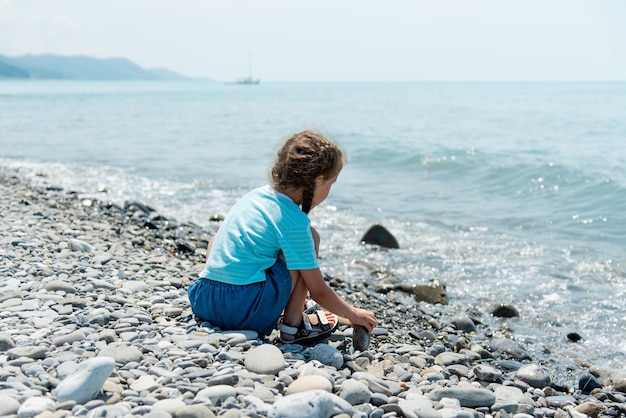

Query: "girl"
left=188, top=130, right=377, bottom=344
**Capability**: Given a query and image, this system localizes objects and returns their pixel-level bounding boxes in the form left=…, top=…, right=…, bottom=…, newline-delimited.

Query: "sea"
left=1, top=80, right=625, bottom=373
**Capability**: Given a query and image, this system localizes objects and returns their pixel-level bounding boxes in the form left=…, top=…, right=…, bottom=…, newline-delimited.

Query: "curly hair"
left=270, top=131, right=344, bottom=214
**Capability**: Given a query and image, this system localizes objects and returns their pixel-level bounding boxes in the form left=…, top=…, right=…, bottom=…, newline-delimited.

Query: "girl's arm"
left=301, top=268, right=377, bottom=332
left=205, top=236, right=215, bottom=262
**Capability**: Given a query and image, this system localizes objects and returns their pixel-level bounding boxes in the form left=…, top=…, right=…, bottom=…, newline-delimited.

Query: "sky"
left=1, top=0, right=625, bottom=82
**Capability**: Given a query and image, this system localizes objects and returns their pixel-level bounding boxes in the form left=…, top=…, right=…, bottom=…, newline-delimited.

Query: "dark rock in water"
left=210, top=214, right=224, bottom=222
left=490, top=304, right=519, bottom=318
left=393, top=280, right=448, bottom=305
left=361, top=224, right=399, bottom=249
left=566, top=332, right=583, bottom=342
left=352, top=326, right=371, bottom=351
left=578, top=372, right=602, bottom=394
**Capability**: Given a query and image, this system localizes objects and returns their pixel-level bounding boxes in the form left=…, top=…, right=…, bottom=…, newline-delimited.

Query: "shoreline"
left=1, top=169, right=625, bottom=418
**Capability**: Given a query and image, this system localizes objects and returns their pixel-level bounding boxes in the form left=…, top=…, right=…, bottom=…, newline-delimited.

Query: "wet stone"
left=516, top=364, right=551, bottom=388
left=578, top=372, right=602, bottom=394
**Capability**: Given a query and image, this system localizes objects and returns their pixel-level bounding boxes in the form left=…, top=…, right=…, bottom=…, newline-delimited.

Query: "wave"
left=345, top=145, right=625, bottom=254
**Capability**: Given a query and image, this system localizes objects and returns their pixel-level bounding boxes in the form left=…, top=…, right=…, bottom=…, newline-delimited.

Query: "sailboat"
left=236, top=51, right=260, bottom=85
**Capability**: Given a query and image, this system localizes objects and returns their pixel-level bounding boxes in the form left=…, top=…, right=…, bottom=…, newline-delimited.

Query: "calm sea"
left=1, top=80, right=625, bottom=370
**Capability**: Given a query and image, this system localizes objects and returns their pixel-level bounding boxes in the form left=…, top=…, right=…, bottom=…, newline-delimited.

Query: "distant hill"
left=0, top=54, right=192, bottom=80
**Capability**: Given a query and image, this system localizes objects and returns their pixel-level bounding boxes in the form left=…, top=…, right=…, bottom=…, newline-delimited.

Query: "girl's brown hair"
left=271, top=130, right=344, bottom=214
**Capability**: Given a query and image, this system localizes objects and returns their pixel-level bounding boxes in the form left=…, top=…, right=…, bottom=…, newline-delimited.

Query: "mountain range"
left=0, top=54, right=191, bottom=80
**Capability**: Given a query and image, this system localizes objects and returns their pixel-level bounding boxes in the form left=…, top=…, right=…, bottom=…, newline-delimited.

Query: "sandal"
left=278, top=310, right=339, bottom=345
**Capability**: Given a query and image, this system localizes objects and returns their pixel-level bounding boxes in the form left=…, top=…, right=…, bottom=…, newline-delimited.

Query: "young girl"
left=188, top=130, right=377, bottom=344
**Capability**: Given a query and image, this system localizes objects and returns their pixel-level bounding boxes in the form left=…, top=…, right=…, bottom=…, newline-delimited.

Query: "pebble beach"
left=1, top=169, right=626, bottom=418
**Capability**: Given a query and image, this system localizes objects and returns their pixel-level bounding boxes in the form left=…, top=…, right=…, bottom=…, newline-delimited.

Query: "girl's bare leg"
left=283, top=271, right=308, bottom=326
left=282, top=227, right=336, bottom=328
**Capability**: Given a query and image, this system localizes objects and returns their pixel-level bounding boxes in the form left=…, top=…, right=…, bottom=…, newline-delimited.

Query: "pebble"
left=398, top=396, right=441, bottom=418
left=268, top=389, right=353, bottom=418
left=338, top=378, right=372, bottom=405
left=0, top=394, right=21, bottom=416
left=1, top=171, right=625, bottom=418
left=196, top=385, right=237, bottom=405
left=286, top=375, right=333, bottom=395
left=429, top=384, right=496, bottom=408
left=53, top=356, right=115, bottom=404
left=473, top=363, right=503, bottom=382
left=516, top=363, right=551, bottom=388
left=244, top=344, right=286, bottom=374
left=17, top=396, right=56, bottom=418
left=309, top=343, right=344, bottom=369
left=7, top=345, right=48, bottom=359
left=352, top=325, right=370, bottom=351
left=98, top=343, right=144, bottom=364
left=578, top=372, right=602, bottom=394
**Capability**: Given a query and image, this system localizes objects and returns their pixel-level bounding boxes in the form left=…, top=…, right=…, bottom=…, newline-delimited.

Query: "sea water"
left=1, top=80, right=625, bottom=369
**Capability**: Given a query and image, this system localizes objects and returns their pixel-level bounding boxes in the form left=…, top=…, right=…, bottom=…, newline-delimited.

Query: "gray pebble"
left=7, top=345, right=47, bottom=360
left=473, top=364, right=503, bottom=382
left=516, top=364, right=551, bottom=388
left=429, top=384, right=496, bottom=408
left=310, top=343, right=344, bottom=369
left=98, top=343, right=144, bottom=364
left=244, top=344, right=286, bottom=375
left=353, top=325, right=371, bottom=351
left=338, top=378, right=372, bottom=405
left=17, top=396, right=55, bottom=418
left=0, top=394, right=21, bottom=416
left=268, top=389, right=353, bottom=418
left=53, top=356, right=115, bottom=404
left=0, top=333, right=16, bottom=351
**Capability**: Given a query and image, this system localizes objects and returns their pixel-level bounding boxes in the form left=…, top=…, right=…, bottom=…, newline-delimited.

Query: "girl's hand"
left=350, top=308, right=377, bottom=333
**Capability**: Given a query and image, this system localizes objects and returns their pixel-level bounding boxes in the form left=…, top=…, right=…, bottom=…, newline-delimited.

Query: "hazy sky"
left=1, top=0, right=625, bottom=82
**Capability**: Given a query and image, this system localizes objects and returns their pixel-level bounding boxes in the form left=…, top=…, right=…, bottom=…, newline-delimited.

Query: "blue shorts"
left=188, top=258, right=292, bottom=336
